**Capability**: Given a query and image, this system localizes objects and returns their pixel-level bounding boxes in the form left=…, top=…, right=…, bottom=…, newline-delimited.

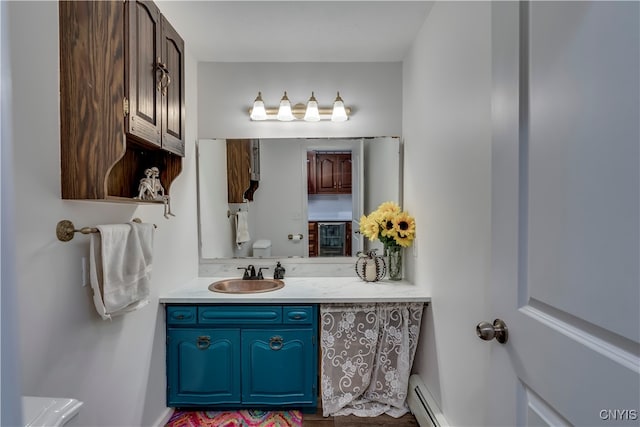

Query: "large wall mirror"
left=197, top=137, right=401, bottom=260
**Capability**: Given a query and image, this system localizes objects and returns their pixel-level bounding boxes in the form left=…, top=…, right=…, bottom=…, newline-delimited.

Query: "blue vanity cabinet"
left=166, top=329, right=241, bottom=406
left=165, top=304, right=318, bottom=410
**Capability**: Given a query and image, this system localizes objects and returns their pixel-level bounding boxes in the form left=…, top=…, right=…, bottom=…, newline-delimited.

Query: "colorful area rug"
left=166, top=409, right=303, bottom=427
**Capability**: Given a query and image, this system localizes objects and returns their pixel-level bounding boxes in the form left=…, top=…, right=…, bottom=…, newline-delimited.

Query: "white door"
left=487, top=2, right=639, bottom=426
left=351, top=139, right=364, bottom=255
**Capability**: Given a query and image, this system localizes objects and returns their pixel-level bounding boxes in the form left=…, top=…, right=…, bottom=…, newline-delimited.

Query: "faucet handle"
left=237, top=266, right=250, bottom=280
left=257, top=267, right=269, bottom=280
left=247, top=264, right=256, bottom=278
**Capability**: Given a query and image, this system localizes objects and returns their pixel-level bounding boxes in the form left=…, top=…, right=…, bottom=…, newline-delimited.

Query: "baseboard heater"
left=407, top=374, right=449, bottom=427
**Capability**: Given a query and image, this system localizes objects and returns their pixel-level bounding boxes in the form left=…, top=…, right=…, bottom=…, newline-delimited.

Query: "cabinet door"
left=126, top=0, right=162, bottom=147
left=167, top=329, right=241, bottom=406
left=241, top=329, right=316, bottom=405
left=160, top=15, right=185, bottom=156
left=316, top=154, right=338, bottom=193
left=315, top=153, right=352, bottom=194
left=337, top=153, right=352, bottom=193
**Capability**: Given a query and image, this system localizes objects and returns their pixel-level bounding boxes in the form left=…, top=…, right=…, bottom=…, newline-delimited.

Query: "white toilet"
left=22, top=396, right=83, bottom=427
left=252, top=239, right=272, bottom=257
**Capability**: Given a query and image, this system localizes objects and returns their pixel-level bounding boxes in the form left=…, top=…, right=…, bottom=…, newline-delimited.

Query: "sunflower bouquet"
left=360, top=202, right=416, bottom=280
left=359, top=202, right=415, bottom=280
left=359, top=201, right=416, bottom=248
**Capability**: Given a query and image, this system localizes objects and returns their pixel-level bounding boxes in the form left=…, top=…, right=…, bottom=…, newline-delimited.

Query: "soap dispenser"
left=274, top=262, right=286, bottom=279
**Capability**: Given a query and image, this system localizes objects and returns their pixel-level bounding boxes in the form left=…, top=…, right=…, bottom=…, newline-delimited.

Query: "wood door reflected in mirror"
left=197, top=137, right=400, bottom=259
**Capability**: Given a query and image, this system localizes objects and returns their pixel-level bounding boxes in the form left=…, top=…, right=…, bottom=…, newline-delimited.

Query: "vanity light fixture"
left=248, top=91, right=351, bottom=122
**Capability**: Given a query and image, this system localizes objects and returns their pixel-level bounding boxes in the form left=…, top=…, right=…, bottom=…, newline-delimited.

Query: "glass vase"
left=385, top=245, right=403, bottom=281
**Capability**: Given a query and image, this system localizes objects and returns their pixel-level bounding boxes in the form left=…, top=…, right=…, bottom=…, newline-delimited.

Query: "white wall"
left=402, top=2, right=493, bottom=426
left=198, top=62, right=402, bottom=139
left=7, top=2, right=199, bottom=425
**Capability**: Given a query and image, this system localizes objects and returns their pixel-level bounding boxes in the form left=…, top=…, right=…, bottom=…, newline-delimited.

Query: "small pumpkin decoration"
left=355, top=249, right=386, bottom=282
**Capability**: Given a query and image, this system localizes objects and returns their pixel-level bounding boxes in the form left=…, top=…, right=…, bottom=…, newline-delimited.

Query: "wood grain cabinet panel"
left=59, top=0, right=184, bottom=202
left=314, top=152, right=352, bottom=194
left=160, top=14, right=185, bottom=156
left=227, top=139, right=260, bottom=202
left=125, top=0, right=162, bottom=147
left=308, top=222, right=318, bottom=257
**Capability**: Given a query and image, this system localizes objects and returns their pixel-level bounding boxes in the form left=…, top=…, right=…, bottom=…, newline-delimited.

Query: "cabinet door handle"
left=155, top=60, right=171, bottom=95
left=269, top=336, right=283, bottom=351
left=196, top=335, right=211, bottom=350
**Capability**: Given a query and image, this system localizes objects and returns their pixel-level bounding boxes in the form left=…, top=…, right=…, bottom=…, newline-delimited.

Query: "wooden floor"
left=303, top=407, right=419, bottom=426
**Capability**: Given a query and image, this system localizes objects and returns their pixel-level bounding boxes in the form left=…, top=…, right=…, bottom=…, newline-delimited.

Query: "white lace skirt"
left=320, top=303, right=424, bottom=418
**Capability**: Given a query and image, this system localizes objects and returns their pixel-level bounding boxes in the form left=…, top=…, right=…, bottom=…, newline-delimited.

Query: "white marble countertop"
left=159, top=276, right=431, bottom=304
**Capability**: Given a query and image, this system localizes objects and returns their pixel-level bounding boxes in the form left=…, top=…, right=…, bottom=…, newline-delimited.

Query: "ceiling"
left=156, top=1, right=433, bottom=62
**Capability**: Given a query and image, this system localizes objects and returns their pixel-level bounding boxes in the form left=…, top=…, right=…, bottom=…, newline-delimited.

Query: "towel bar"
left=56, top=218, right=156, bottom=242
left=227, top=208, right=246, bottom=218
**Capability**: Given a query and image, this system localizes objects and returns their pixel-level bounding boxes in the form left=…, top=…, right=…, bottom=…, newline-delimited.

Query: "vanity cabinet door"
left=167, top=329, right=241, bottom=406
left=241, top=329, right=316, bottom=405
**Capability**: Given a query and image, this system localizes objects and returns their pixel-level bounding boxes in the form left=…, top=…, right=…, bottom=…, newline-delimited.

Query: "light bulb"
left=250, top=91, right=267, bottom=120
left=277, top=91, right=295, bottom=121
left=303, top=92, right=320, bottom=122
left=331, top=91, right=348, bottom=122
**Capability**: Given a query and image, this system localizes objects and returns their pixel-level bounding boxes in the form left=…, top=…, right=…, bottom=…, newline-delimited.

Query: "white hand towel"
left=235, top=210, right=251, bottom=247
left=89, top=222, right=154, bottom=320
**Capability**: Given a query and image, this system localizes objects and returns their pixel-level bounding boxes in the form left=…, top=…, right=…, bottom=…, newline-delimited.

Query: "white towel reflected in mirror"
left=235, top=210, right=250, bottom=248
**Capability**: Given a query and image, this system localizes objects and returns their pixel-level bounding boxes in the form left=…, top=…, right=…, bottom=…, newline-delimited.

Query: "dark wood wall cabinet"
left=227, top=139, right=260, bottom=203
left=59, top=0, right=185, bottom=202
left=307, top=151, right=352, bottom=195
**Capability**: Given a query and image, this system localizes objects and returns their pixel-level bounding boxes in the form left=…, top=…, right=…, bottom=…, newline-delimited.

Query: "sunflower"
left=359, top=214, right=380, bottom=240
left=379, top=210, right=398, bottom=240
left=377, top=201, right=401, bottom=215
left=360, top=202, right=416, bottom=249
left=392, top=211, right=416, bottom=247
